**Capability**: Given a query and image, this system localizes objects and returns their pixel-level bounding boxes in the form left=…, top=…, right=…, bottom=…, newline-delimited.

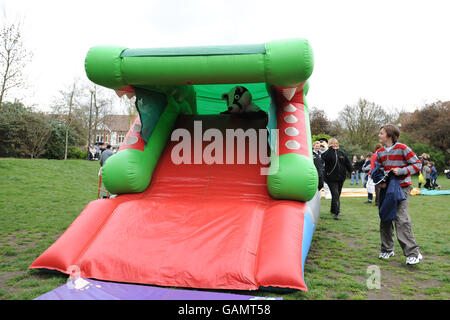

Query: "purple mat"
left=35, top=278, right=281, bottom=300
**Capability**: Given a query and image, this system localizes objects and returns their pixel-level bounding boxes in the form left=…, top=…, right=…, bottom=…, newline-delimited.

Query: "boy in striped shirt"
left=376, top=124, right=423, bottom=265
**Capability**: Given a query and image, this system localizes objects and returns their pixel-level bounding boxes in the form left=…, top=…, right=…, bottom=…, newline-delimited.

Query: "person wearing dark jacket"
left=312, top=141, right=324, bottom=190
left=350, top=155, right=361, bottom=185
left=321, top=138, right=354, bottom=220
left=100, top=144, right=114, bottom=167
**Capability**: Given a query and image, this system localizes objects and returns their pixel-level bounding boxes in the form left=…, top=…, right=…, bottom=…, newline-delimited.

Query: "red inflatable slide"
left=30, top=115, right=318, bottom=291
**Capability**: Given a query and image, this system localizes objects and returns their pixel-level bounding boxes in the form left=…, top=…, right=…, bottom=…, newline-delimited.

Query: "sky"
left=1, top=0, right=450, bottom=119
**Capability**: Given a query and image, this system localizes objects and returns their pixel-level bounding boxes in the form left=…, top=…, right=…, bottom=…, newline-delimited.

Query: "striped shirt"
left=376, top=142, right=422, bottom=187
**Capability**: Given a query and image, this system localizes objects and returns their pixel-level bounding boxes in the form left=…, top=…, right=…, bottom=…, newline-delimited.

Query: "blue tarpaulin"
left=419, top=189, right=450, bottom=196
left=35, top=278, right=281, bottom=300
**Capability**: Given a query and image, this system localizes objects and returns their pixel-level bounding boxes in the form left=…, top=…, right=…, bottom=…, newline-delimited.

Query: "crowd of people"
left=312, top=123, right=427, bottom=265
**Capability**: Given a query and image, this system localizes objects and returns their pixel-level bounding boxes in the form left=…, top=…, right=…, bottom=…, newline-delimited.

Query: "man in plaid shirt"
left=376, top=124, right=423, bottom=265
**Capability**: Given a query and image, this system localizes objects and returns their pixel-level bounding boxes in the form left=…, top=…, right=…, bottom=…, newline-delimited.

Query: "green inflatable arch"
left=85, top=38, right=318, bottom=202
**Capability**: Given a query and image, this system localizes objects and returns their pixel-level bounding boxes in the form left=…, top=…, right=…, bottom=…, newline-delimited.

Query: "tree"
left=312, top=133, right=331, bottom=144
left=309, top=106, right=331, bottom=135
left=52, top=82, right=75, bottom=159
left=42, top=119, right=78, bottom=159
left=121, top=94, right=138, bottom=126
left=17, top=111, right=52, bottom=159
left=400, top=101, right=450, bottom=154
left=91, top=85, right=113, bottom=144
left=50, top=80, right=116, bottom=158
left=0, top=101, right=51, bottom=158
left=327, top=119, right=345, bottom=138
left=0, top=21, right=32, bottom=106
left=75, top=82, right=107, bottom=148
left=51, top=80, right=89, bottom=160
left=338, top=98, right=396, bottom=150
left=400, top=133, right=447, bottom=171
left=64, top=83, right=76, bottom=160
left=0, top=100, right=29, bottom=157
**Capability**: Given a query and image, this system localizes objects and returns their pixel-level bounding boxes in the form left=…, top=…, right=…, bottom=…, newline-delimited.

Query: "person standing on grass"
left=429, top=161, right=440, bottom=189
left=418, top=153, right=430, bottom=188
left=100, top=144, right=114, bottom=167
left=370, top=143, right=383, bottom=206
left=358, top=155, right=366, bottom=187
left=313, top=141, right=324, bottom=191
left=422, top=160, right=432, bottom=189
left=350, top=155, right=360, bottom=185
left=376, top=124, right=423, bottom=265
left=321, top=138, right=354, bottom=220
left=363, top=152, right=374, bottom=203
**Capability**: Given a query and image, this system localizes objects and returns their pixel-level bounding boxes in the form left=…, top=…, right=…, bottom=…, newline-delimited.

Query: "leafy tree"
left=400, top=133, right=446, bottom=171
left=16, top=111, right=52, bottom=158
left=0, top=101, right=29, bottom=157
left=41, top=120, right=76, bottom=159
left=400, top=101, right=450, bottom=155
left=337, top=135, right=368, bottom=161
left=0, top=101, right=51, bottom=158
left=311, top=133, right=331, bottom=144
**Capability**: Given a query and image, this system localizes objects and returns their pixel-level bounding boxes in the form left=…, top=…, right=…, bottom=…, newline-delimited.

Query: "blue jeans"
left=351, top=170, right=359, bottom=185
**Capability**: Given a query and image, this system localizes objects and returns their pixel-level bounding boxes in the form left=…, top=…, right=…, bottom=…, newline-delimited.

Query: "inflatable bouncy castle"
left=30, top=38, right=320, bottom=291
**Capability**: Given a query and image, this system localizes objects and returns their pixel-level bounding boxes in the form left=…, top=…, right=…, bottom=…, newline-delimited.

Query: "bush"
left=401, top=133, right=447, bottom=172
left=42, top=121, right=81, bottom=160
left=0, top=102, right=31, bottom=157
left=312, top=133, right=332, bottom=144
left=68, top=147, right=87, bottom=160
left=338, top=139, right=367, bottom=160
left=0, top=102, right=52, bottom=158
left=311, top=133, right=368, bottom=160
left=0, top=103, right=86, bottom=160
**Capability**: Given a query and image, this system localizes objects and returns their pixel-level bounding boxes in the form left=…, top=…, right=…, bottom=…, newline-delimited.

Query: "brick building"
left=95, top=115, right=135, bottom=148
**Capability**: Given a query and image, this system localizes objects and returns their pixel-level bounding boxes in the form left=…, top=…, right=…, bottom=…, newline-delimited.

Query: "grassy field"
left=0, top=158, right=449, bottom=300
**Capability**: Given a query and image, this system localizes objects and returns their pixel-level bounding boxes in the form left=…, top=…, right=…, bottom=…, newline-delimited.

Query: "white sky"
left=1, top=0, right=450, bottom=119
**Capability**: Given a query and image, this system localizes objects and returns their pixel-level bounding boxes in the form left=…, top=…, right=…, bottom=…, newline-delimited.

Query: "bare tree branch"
left=338, top=98, right=398, bottom=149
left=0, top=20, right=32, bottom=106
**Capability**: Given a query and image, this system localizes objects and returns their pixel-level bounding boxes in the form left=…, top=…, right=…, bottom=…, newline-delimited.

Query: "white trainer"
left=378, top=251, right=395, bottom=260
left=406, top=253, right=423, bottom=265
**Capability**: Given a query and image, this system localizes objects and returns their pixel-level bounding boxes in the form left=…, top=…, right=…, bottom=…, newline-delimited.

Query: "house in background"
left=95, top=115, right=136, bottom=149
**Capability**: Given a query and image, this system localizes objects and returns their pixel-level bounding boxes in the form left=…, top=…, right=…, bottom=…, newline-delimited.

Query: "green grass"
left=0, top=158, right=449, bottom=300
left=0, top=158, right=99, bottom=299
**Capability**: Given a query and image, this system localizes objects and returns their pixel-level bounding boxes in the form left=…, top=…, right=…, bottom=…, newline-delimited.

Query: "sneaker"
left=406, top=253, right=423, bottom=265
left=333, top=213, right=340, bottom=220
left=364, top=200, right=372, bottom=204
left=379, top=251, right=395, bottom=260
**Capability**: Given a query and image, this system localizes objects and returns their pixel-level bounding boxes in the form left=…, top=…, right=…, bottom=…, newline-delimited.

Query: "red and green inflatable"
left=30, top=38, right=321, bottom=292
